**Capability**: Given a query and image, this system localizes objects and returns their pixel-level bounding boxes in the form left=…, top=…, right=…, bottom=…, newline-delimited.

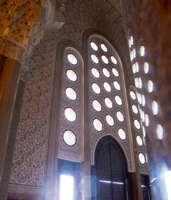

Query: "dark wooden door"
left=95, top=136, right=128, bottom=200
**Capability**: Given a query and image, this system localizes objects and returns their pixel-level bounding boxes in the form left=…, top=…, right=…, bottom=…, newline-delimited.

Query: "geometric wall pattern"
left=10, top=61, right=54, bottom=186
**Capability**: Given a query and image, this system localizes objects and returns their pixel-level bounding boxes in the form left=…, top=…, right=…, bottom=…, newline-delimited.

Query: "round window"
left=66, top=70, right=77, bottom=81
left=64, top=108, right=76, bottom=122
left=139, top=153, right=145, bottom=164
left=113, top=81, right=120, bottom=90
left=103, top=68, right=110, bottom=77
left=106, top=115, right=114, bottom=126
left=118, top=129, right=126, bottom=140
left=63, top=130, right=76, bottom=146
left=65, top=88, right=77, bottom=100
left=101, top=44, right=108, bottom=52
left=130, top=91, right=136, bottom=100
left=148, top=80, right=154, bottom=93
left=132, top=105, right=138, bottom=114
left=111, top=56, right=117, bottom=64
left=152, top=100, right=158, bottom=115
left=92, top=83, right=101, bottom=94
left=112, top=68, right=119, bottom=77
left=93, top=119, right=103, bottom=131
left=144, top=62, right=149, bottom=74
left=145, top=114, right=150, bottom=127
left=67, top=54, right=78, bottom=65
left=104, top=82, right=111, bottom=92
left=136, top=136, right=143, bottom=146
left=101, top=55, right=109, bottom=64
left=115, top=95, right=122, bottom=105
left=90, top=42, right=98, bottom=51
left=91, top=68, right=100, bottom=78
left=91, top=54, right=99, bottom=64
left=140, top=46, right=145, bottom=56
left=104, top=97, right=113, bottom=108
left=134, top=120, right=140, bottom=129
left=156, top=124, right=164, bottom=140
left=132, top=62, right=139, bottom=74
left=92, top=100, right=102, bottom=112
left=116, top=111, right=124, bottom=122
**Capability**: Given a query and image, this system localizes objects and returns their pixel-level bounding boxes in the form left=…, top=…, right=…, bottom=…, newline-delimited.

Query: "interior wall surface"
left=8, top=0, right=140, bottom=195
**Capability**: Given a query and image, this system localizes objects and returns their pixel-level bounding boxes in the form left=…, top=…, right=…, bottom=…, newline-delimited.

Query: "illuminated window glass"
left=59, top=175, right=74, bottom=200
left=63, top=130, right=76, bottom=146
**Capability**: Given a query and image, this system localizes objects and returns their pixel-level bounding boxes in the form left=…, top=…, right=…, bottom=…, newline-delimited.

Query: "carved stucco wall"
left=10, top=38, right=56, bottom=186
left=10, top=0, right=141, bottom=187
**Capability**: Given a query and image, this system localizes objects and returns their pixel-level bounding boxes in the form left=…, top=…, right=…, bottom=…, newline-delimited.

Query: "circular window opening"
left=63, top=130, right=76, bottom=146
left=130, top=51, right=134, bottom=61
left=101, top=55, right=109, bottom=64
left=66, top=88, right=77, bottom=100
left=92, top=83, right=101, bottom=94
left=140, top=109, right=145, bottom=122
left=91, top=68, right=100, bottom=78
left=152, top=100, right=158, bottom=115
left=93, top=119, right=102, bottom=131
left=67, top=54, right=78, bottom=65
left=130, top=91, right=136, bottom=100
left=142, top=95, right=146, bottom=107
left=115, top=95, right=122, bottom=105
left=104, top=82, right=111, bottom=92
left=66, top=70, right=77, bottom=81
left=144, top=62, right=149, bottom=74
left=132, top=105, right=138, bottom=114
left=64, top=108, right=76, bottom=122
left=101, top=43, right=108, bottom=52
left=92, top=100, right=102, bottom=112
left=133, top=49, right=136, bottom=59
left=148, top=80, right=154, bottom=93
left=106, top=115, right=114, bottom=126
left=111, top=56, right=117, bottom=64
left=137, top=93, right=142, bottom=105
left=134, top=120, right=140, bottom=129
left=145, top=114, right=150, bottom=127
left=104, top=97, right=113, bottom=108
left=134, top=78, right=139, bottom=88
left=90, top=42, right=98, bottom=51
left=140, top=46, right=145, bottom=56
left=132, top=62, right=139, bottom=74
left=91, top=54, right=99, bottom=64
left=136, top=136, right=143, bottom=146
left=142, top=126, right=146, bottom=137
left=135, top=77, right=142, bottom=89
left=118, top=129, right=126, bottom=140
left=103, top=68, right=110, bottom=77
left=156, top=124, right=164, bottom=140
left=113, top=81, right=120, bottom=90
left=139, top=153, right=145, bottom=164
left=116, top=111, right=124, bottom=122
left=112, top=68, right=119, bottom=77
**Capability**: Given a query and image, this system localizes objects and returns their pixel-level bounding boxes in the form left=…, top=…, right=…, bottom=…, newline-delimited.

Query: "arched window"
left=88, top=35, right=132, bottom=170
left=58, top=47, right=84, bottom=162
left=129, top=87, right=148, bottom=173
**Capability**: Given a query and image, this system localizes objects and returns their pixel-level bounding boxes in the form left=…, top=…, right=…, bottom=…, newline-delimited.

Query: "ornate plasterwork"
left=10, top=41, right=56, bottom=186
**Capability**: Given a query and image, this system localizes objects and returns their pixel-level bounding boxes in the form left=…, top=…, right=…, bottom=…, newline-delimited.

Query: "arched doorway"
left=94, top=136, right=129, bottom=200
